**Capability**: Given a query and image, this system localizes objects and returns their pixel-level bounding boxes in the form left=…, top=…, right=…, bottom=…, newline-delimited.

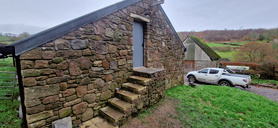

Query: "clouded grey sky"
left=0, top=0, right=278, bottom=34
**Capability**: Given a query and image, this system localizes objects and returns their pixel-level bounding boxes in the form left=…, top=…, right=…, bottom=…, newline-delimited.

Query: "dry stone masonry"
left=19, top=0, right=184, bottom=127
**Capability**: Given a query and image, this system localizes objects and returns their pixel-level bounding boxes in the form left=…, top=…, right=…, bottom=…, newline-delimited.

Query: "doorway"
left=133, top=21, right=144, bottom=68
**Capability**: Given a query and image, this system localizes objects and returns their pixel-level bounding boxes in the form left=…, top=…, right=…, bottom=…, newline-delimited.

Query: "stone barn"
left=0, top=0, right=186, bottom=127
left=183, top=36, right=220, bottom=73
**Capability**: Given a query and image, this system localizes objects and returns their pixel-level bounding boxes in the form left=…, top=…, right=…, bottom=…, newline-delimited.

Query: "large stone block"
left=68, top=50, right=82, bottom=58
left=72, top=102, right=88, bottom=115
left=88, top=35, right=101, bottom=41
left=46, top=77, right=61, bottom=84
left=52, top=57, right=64, bottom=63
left=84, top=94, right=96, bottom=104
left=41, top=69, right=55, bottom=75
left=57, top=51, right=68, bottom=57
left=105, top=74, right=113, bottom=82
left=42, top=51, right=55, bottom=60
left=54, top=39, right=70, bottom=50
left=28, top=120, right=46, bottom=128
left=26, top=104, right=45, bottom=114
left=26, top=110, right=53, bottom=123
left=24, top=85, right=59, bottom=100
left=59, top=107, right=72, bottom=118
left=108, top=44, right=117, bottom=53
left=65, top=95, right=77, bottom=102
left=100, top=90, right=112, bottom=101
left=81, top=108, right=94, bottom=121
left=119, top=50, right=128, bottom=56
left=92, top=78, right=105, bottom=89
left=76, top=86, right=87, bottom=97
left=57, top=61, right=68, bottom=70
left=92, top=41, right=108, bottom=54
left=102, top=60, right=109, bottom=69
left=110, top=61, right=117, bottom=69
left=42, top=95, right=59, bottom=104
left=69, top=60, right=82, bottom=76
left=64, top=98, right=82, bottom=108
left=21, top=60, right=34, bottom=69
left=70, top=39, right=88, bottom=50
left=23, top=77, right=37, bottom=87
left=114, top=29, right=123, bottom=41
left=93, top=24, right=105, bottom=35
left=80, top=77, right=90, bottom=85
left=20, top=48, right=42, bottom=60
left=25, top=98, right=41, bottom=108
left=78, top=57, right=91, bottom=70
left=63, top=88, right=76, bottom=97
left=59, top=82, right=68, bottom=91
left=105, top=28, right=114, bottom=38
left=22, top=69, right=41, bottom=77
left=93, top=61, right=102, bottom=67
left=82, top=49, right=94, bottom=56
left=118, top=59, right=126, bottom=66
left=61, top=75, right=70, bottom=82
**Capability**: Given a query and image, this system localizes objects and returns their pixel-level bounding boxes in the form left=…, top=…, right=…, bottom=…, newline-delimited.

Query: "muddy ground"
left=121, top=98, right=184, bottom=128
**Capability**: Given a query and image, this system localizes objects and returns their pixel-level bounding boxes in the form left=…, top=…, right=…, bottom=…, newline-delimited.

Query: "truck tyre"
left=188, top=75, right=196, bottom=83
left=219, top=81, right=231, bottom=87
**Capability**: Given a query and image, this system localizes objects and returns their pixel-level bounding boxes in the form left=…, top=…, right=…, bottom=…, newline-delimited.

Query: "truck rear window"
left=209, top=69, right=219, bottom=74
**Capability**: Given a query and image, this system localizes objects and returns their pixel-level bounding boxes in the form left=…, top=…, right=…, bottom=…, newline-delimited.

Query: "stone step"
left=108, top=98, right=133, bottom=113
left=122, top=83, right=147, bottom=94
left=128, top=76, right=151, bottom=85
left=133, top=67, right=165, bottom=78
left=99, top=106, right=125, bottom=126
left=80, top=117, right=118, bottom=128
left=116, top=90, right=140, bottom=104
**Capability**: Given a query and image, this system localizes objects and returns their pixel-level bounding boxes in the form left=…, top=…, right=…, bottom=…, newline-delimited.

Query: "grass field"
left=206, top=41, right=265, bottom=48
left=0, top=36, right=10, bottom=40
left=215, top=50, right=236, bottom=61
left=206, top=43, right=229, bottom=47
left=167, top=85, right=278, bottom=127
left=0, top=36, right=12, bottom=44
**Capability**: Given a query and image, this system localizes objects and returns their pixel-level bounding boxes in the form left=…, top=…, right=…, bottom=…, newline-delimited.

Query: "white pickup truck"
left=186, top=68, right=252, bottom=88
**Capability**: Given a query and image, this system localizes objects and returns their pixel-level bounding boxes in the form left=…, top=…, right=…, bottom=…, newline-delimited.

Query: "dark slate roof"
left=7, top=0, right=185, bottom=56
left=185, top=36, right=221, bottom=60
left=8, top=0, right=140, bottom=56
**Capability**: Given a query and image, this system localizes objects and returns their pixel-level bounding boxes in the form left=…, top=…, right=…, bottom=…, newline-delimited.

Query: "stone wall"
left=19, top=0, right=184, bottom=127
left=144, top=4, right=185, bottom=89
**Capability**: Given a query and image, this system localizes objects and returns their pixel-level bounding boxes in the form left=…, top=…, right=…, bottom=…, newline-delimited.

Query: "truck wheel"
left=219, top=81, right=231, bottom=87
left=188, top=75, right=196, bottom=83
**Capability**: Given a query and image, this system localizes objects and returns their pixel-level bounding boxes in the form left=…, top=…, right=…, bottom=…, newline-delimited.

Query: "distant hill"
left=178, top=28, right=278, bottom=42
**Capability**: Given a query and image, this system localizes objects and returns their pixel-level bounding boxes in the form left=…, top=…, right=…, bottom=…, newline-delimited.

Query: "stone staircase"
left=80, top=67, right=165, bottom=128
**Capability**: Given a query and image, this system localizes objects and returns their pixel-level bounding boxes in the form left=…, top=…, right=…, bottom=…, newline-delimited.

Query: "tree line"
left=178, top=28, right=278, bottom=42
left=0, top=32, right=31, bottom=42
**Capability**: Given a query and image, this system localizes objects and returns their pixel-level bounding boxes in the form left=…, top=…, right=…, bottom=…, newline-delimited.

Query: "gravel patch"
left=235, top=85, right=278, bottom=103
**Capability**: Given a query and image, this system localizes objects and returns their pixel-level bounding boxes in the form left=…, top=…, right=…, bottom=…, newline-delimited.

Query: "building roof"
left=184, top=36, right=221, bottom=60
left=4, top=0, right=185, bottom=56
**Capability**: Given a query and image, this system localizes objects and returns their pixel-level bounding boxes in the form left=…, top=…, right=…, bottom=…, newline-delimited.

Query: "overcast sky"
left=0, top=0, right=278, bottom=34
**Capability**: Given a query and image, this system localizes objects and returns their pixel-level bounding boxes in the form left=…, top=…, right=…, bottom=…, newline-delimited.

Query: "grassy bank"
left=0, top=100, right=22, bottom=127
left=166, top=85, right=278, bottom=127
left=0, top=57, right=21, bottom=127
